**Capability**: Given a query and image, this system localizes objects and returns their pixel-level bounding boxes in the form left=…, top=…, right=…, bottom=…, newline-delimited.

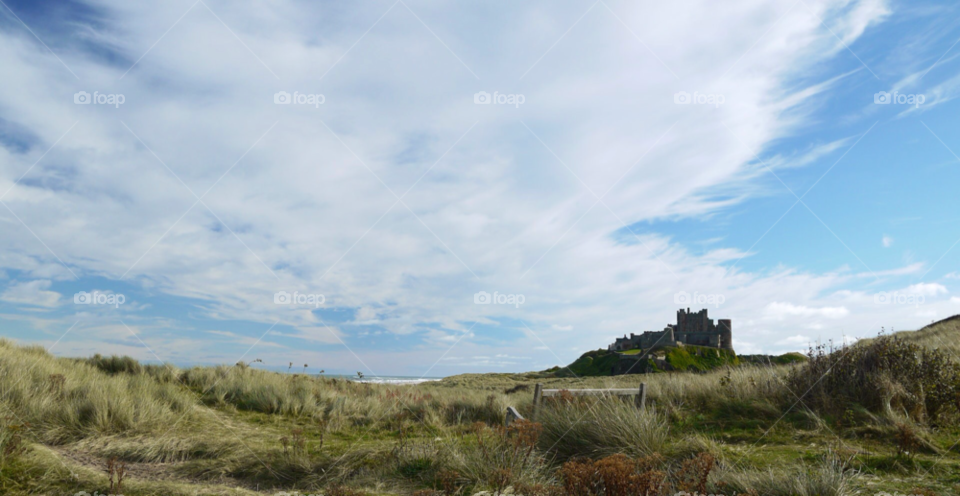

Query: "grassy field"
left=2, top=319, right=960, bottom=495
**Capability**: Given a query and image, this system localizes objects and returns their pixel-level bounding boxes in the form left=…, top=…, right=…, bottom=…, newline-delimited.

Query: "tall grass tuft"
left=537, top=397, right=670, bottom=461
left=0, top=339, right=195, bottom=444
left=716, top=454, right=854, bottom=496
left=449, top=420, right=552, bottom=489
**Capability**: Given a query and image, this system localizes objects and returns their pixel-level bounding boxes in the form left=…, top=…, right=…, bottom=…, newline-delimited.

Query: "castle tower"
left=717, top=319, right=732, bottom=350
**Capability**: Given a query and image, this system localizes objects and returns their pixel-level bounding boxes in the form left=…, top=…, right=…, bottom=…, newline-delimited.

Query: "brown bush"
left=435, top=468, right=462, bottom=495
left=505, top=384, right=530, bottom=395
left=560, top=453, right=671, bottom=496
left=674, top=452, right=715, bottom=494
left=490, top=468, right=513, bottom=493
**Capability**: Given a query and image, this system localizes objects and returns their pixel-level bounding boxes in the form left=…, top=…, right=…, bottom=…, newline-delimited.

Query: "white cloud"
left=777, top=335, right=812, bottom=346
left=0, top=0, right=903, bottom=368
left=853, top=262, right=924, bottom=278
left=205, top=330, right=284, bottom=348
left=882, top=235, right=893, bottom=247
left=764, top=302, right=850, bottom=320
left=903, top=283, right=947, bottom=296
left=354, top=307, right=379, bottom=323
left=0, top=280, right=61, bottom=308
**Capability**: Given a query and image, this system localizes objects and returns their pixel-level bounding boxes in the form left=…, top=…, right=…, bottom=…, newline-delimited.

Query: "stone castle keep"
left=609, top=308, right=733, bottom=352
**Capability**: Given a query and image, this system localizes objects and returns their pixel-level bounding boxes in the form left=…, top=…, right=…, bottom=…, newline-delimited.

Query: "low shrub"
left=790, top=335, right=960, bottom=424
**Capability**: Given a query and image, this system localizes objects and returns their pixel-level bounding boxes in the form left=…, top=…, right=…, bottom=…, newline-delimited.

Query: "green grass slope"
left=662, top=346, right=739, bottom=372
left=560, top=349, right=621, bottom=377
left=554, top=346, right=766, bottom=377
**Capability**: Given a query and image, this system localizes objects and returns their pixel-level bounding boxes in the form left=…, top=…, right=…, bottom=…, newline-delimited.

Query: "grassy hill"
left=738, top=352, right=808, bottom=366
left=880, top=314, right=960, bottom=356
left=2, top=328, right=960, bottom=495
left=556, top=349, right=621, bottom=377
left=658, top=346, right=740, bottom=372
left=552, top=346, right=802, bottom=377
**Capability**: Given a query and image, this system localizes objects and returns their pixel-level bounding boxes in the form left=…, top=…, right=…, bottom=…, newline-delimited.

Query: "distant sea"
left=334, top=375, right=442, bottom=385
left=236, top=366, right=444, bottom=385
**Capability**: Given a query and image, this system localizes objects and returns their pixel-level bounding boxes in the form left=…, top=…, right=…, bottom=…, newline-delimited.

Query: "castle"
left=609, top=308, right=733, bottom=352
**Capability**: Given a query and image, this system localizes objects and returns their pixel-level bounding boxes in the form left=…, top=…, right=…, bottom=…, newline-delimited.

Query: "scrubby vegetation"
left=793, top=333, right=960, bottom=425
left=1, top=319, right=960, bottom=495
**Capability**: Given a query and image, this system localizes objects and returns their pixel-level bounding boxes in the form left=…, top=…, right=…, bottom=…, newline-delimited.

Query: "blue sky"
left=0, top=0, right=959, bottom=376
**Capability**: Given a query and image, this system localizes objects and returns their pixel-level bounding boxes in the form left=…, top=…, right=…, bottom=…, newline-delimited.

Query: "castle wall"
left=638, top=328, right=673, bottom=349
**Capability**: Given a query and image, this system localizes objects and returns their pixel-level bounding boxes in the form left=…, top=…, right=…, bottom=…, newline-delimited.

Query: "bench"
left=531, top=383, right=646, bottom=420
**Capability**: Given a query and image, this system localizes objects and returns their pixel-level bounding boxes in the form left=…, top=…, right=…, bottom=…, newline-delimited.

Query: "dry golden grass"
left=887, top=315, right=960, bottom=358
left=1, top=326, right=958, bottom=495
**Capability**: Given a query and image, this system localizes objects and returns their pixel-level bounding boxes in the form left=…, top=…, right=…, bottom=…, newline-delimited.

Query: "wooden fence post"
left=532, top=383, right=543, bottom=421
left=636, top=383, right=646, bottom=410
left=505, top=406, right=524, bottom=427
